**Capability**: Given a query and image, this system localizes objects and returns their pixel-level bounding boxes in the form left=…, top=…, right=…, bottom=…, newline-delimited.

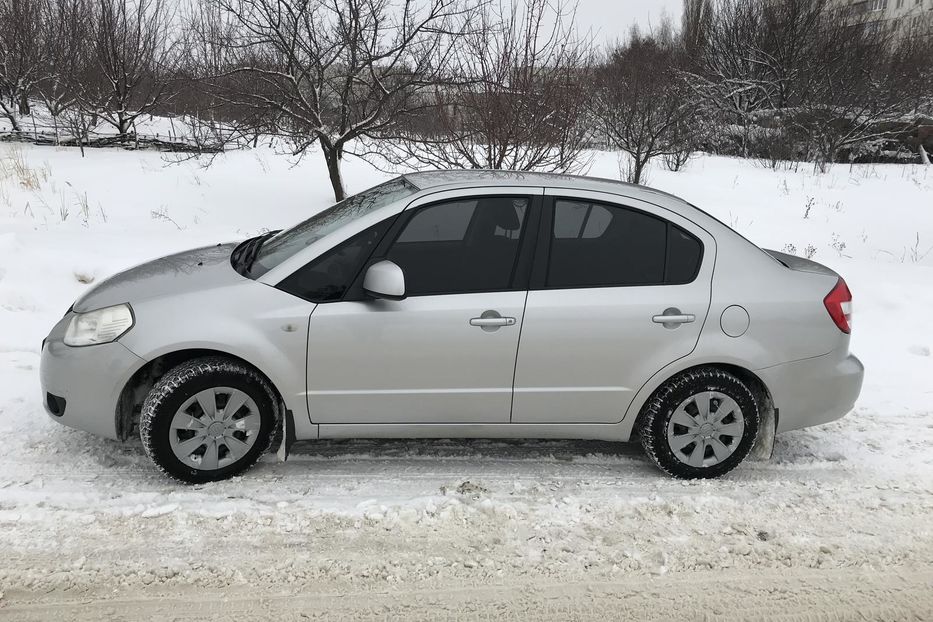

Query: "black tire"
left=639, top=367, right=759, bottom=479
left=140, top=357, right=278, bottom=484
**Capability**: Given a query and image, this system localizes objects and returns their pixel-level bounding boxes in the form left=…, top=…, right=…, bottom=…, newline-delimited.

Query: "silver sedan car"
left=40, top=171, right=863, bottom=483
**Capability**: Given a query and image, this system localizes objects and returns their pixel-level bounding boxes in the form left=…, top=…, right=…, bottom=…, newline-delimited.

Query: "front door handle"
left=652, top=307, right=696, bottom=329
left=470, top=317, right=516, bottom=327
left=470, top=310, right=516, bottom=332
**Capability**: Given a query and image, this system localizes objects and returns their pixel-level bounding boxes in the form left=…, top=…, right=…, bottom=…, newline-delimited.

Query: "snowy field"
left=0, top=142, right=932, bottom=619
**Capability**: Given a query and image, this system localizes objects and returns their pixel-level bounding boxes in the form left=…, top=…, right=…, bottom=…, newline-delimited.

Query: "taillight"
left=824, top=278, right=852, bottom=334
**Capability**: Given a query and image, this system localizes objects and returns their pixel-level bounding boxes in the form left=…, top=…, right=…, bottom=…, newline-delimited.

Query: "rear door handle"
left=652, top=308, right=695, bottom=328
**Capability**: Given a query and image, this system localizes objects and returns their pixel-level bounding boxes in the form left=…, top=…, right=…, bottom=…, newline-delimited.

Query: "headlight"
left=64, top=304, right=134, bottom=346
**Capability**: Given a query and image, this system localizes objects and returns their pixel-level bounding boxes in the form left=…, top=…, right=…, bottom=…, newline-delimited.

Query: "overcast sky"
left=574, top=0, right=683, bottom=44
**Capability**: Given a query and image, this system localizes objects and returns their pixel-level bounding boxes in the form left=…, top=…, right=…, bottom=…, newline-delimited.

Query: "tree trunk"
left=626, top=151, right=649, bottom=185
left=632, top=159, right=647, bottom=185
left=1, top=101, right=22, bottom=133
left=921, top=144, right=931, bottom=166
left=321, top=138, right=346, bottom=202
left=118, top=116, right=130, bottom=142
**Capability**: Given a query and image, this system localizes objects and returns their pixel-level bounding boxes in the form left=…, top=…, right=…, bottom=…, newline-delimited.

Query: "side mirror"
left=362, top=260, right=406, bottom=301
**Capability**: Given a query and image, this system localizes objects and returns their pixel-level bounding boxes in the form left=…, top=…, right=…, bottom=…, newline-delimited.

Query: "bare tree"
left=681, top=0, right=923, bottom=168
left=681, top=0, right=828, bottom=151
left=194, top=0, right=470, bottom=201
left=61, top=106, right=97, bottom=156
left=793, top=17, right=906, bottom=170
left=756, top=0, right=829, bottom=109
left=35, top=0, right=92, bottom=143
left=0, top=0, right=47, bottom=132
left=889, top=20, right=933, bottom=118
left=79, top=0, right=182, bottom=139
left=681, top=0, right=775, bottom=155
left=382, top=0, right=591, bottom=174
left=592, top=25, right=695, bottom=185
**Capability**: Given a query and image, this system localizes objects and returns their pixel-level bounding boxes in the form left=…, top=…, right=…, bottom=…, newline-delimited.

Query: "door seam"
left=508, top=289, right=530, bottom=422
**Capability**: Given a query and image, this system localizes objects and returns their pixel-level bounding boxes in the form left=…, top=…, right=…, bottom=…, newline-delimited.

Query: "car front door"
left=303, top=188, right=541, bottom=424
left=511, top=190, right=715, bottom=424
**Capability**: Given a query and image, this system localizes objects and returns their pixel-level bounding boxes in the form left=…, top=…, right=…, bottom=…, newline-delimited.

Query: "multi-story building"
left=833, top=0, right=933, bottom=36
left=684, top=0, right=933, bottom=37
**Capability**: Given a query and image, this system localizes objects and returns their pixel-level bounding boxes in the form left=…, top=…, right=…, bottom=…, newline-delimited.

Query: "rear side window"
left=666, top=225, right=703, bottom=284
left=545, top=199, right=703, bottom=289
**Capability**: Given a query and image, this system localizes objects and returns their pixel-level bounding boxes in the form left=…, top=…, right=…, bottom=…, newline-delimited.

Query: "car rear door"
left=511, top=190, right=715, bottom=424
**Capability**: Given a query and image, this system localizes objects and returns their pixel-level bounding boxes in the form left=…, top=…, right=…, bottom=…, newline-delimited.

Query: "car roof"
left=401, top=169, right=685, bottom=205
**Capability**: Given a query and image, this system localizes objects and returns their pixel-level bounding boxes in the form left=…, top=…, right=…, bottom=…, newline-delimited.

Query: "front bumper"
left=758, top=350, right=864, bottom=433
left=40, top=313, right=145, bottom=440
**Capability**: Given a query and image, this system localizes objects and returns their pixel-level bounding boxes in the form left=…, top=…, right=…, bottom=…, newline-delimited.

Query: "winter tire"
left=140, top=357, right=278, bottom=484
left=640, top=367, right=759, bottom=479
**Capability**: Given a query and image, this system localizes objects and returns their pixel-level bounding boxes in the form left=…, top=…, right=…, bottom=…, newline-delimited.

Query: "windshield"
left=249, top=177, right=419, bottom=277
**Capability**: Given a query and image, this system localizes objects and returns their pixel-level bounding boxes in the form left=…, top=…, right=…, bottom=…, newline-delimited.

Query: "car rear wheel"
left=140, top=357, right=277, bottom=484
left=640, top=367, right=759, bottom=479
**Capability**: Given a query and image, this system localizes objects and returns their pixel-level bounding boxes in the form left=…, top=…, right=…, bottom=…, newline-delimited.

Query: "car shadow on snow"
left=32, top=418, right=858, bottom=486
left=287, top=437, right=645, bottom=461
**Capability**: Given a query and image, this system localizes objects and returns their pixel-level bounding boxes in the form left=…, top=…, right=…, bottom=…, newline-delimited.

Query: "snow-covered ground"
left=0, top=143, right=931, bottom=619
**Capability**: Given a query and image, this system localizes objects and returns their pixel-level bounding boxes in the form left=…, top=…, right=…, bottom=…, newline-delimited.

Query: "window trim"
left=532, top=196, right=705, bottom=291
left=344, top=193, right=543, bottom=300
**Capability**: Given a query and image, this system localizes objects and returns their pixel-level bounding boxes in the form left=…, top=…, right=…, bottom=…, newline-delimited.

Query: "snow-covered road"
left=1, top=390, right=932, bottom=618
left=1, top=144, right=931, bottom=619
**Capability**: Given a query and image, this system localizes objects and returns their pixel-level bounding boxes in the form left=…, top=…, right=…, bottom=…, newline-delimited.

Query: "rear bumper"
left=758, top=350, right=864, bottom=433
left=39, top=313, right=145, bottom=440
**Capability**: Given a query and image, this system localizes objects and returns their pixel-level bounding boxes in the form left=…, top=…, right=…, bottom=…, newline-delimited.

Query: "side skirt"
left=314, top=423, right=633, bottom=443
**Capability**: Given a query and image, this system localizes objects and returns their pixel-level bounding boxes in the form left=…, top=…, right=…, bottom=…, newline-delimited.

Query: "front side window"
left=546, top=199, right=702, bottom=289
left=386, top=196, right=529, bottom=296
left=277, top=219, right=392, bottom=302
left=250, top=177, right=418, bottom=277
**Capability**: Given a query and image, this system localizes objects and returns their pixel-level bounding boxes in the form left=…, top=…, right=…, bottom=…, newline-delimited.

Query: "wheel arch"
left=627, top=361, right=776, bottom=440
left=115, top=348, right=287, bottom=441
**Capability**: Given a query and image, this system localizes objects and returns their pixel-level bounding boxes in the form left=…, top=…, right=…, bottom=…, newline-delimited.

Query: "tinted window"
left=387, top=197, right=529, bottom=296
left=396, top=200, right=475, bottom=242
left=277, top=219, right=392, bottom=302
left=546, top=200, right=702, bottom=288
left=553, top=202, right=612, bottom=239
left=666, top=225, right=703, bottom=283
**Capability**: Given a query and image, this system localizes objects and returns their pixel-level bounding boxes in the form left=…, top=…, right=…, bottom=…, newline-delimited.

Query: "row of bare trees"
left=682, top=0, right=933, bottom=172
left=0, top=0, right=179, bottom=150
left=1, top=0, right=931, bottom=198
left=583, top=0, right=933, bottom=184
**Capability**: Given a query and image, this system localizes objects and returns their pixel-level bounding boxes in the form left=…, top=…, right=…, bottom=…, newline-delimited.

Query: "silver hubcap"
left=667, top=391, right=745, bottom=468
left=169, top=387, right=261, bottom=471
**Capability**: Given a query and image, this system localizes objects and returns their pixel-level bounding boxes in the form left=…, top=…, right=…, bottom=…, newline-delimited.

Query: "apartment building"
left=839, top=0, right=933, bottom=36
left=684, top=0, right=933, bottom=37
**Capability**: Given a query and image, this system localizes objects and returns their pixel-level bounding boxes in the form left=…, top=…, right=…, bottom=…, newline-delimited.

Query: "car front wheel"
left=140, top=357, right=277, bottom=484
left=640, top=367, right=759, bottom=479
